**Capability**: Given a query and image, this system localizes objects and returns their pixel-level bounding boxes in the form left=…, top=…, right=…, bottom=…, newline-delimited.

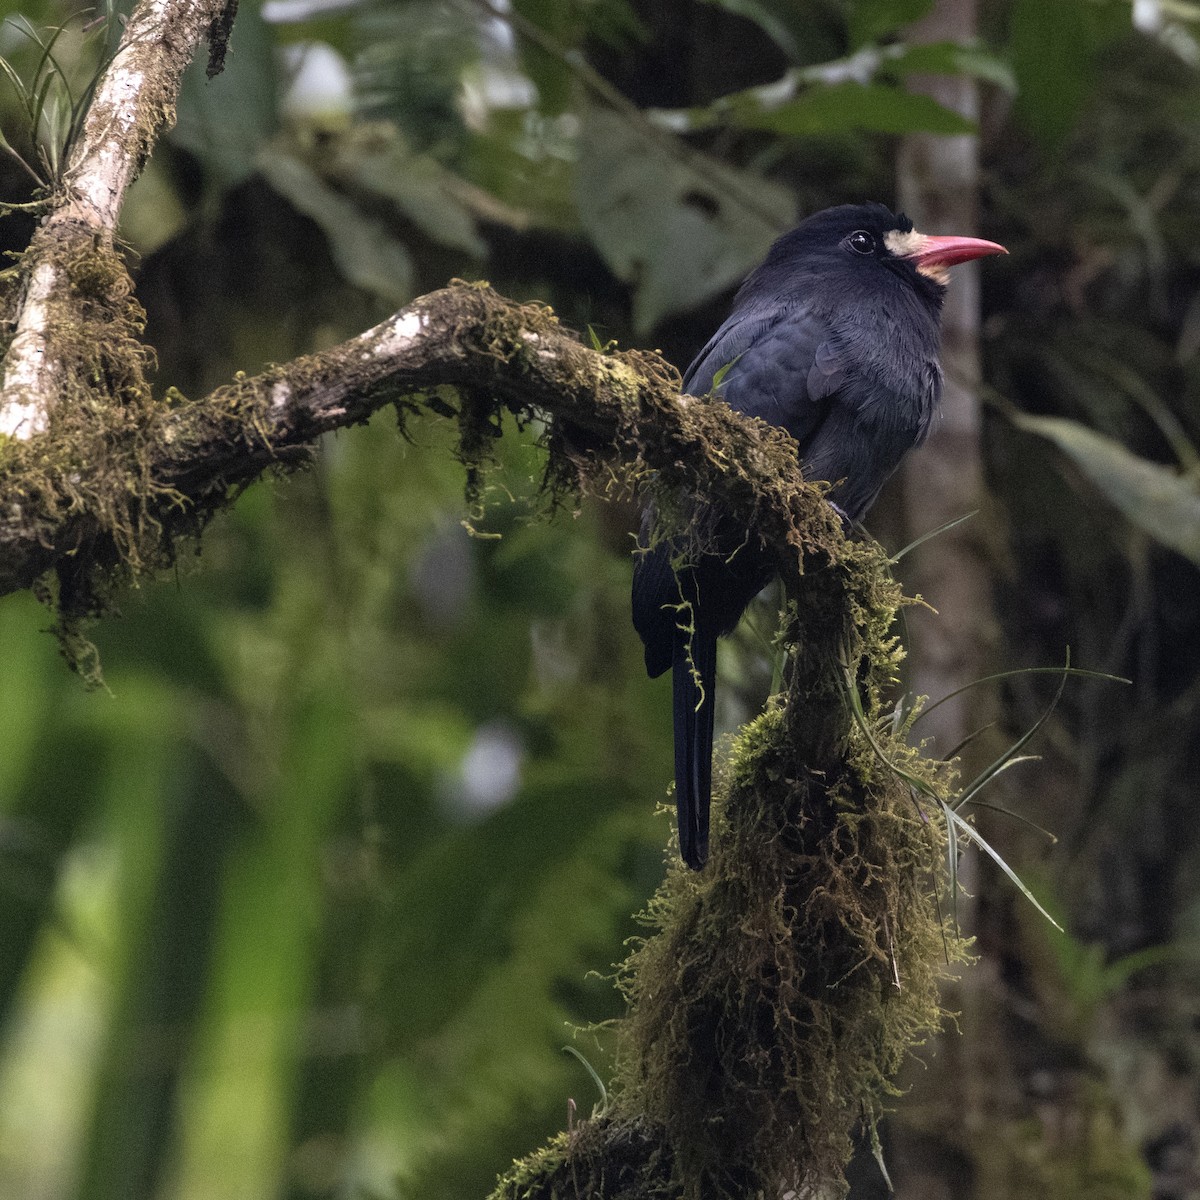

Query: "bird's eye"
left=847, top=230, right=875, bottom=255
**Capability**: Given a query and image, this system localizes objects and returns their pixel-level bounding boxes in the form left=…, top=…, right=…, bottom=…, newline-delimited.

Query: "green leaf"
left=1014, top=414, right=1200, bottom=565
left=887, top=40, right=1018, bottom=93
left=953, top=651, right=1071, bottom=816
left=575, top=108, right=794, bottom=333
left=848, top=0, right=934, bottom=49
left=709, top=354, right=743, bottom=393
left=1009, top=0, right=1126, bottom=150
left=943, top=805, right=1064, bottom=931
left=725, top=82, right=977, bottom=136
left=889, top=509, right=978, bottom=564
left=257, top=148, right=415, bottom=304
left=867, top=1113, right=895, bottom=1192
left=940, top=799, right=959, bottom=927
left=914, top=665, right=1130, bottom=726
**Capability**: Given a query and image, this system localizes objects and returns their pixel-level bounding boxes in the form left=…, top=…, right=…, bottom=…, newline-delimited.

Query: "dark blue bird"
left=632, top=202, right=1005, bottom=869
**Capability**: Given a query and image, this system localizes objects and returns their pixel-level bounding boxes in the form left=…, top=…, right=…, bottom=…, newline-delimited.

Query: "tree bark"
left=896, top=0, right=998, bottom=759
left=892, top=3, right=1003, bottom=1198
left=0, top=0, right=230, bottom=439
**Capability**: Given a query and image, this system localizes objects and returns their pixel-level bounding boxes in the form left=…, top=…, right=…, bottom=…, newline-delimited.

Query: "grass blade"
left=944, top=805, right=1063, bottom=930
left=562, top=1045, right=609, bottom=1116
left=0, top=53, right=36, bottom=119
left=958, top=796, right=1058, bottom=843
left=0, top=122, right=42, bottom=185
left=19, top=16, right=70, bottom=91
left=868, top=1112, right=895, bottom=1193
left=913, top=663, right=1129, bottom=727
left=954, top=659, right=1071, bottom=811
left=941, top=720, right=998, bottom=762
left=889, top=509, right=978, bottom=564
left=940, top=798, right=959, bottom=932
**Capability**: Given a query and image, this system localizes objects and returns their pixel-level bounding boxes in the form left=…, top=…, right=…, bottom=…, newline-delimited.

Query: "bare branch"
left=0, top=0, right=228, bottom=439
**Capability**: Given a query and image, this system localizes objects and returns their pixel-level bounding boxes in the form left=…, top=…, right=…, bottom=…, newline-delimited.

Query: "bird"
left=631, top=202, right=1006, bottom=870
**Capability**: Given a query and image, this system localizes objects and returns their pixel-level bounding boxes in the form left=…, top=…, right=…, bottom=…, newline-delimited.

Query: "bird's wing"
left=796, top=356, right=942, bottom=520
left=682, top=302, right=841, bottom=450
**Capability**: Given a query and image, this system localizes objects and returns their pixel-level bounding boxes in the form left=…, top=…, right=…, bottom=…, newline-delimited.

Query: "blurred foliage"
left=2, top=0, right=1200, bottom=1196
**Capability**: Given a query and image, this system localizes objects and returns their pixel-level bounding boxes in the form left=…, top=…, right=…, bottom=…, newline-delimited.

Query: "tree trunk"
left=892, top=2, right=1003, bottom=1197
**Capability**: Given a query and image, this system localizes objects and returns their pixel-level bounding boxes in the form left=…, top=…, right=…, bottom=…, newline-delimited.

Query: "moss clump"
left=613, top=704, right=956, bottom=1199
left=489, top=1116, right=676, bottom=1200
left=588, top=526, right=956, bottom=1200
left=0, top=236, right=181, bottom=678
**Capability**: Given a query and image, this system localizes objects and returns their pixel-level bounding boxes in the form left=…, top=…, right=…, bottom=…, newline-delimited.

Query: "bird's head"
left=750, top=202, right=1006, bottom=305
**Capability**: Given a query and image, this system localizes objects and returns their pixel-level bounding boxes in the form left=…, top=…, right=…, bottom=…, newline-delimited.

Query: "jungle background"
left=2, top=0, right=1200, bottom=1196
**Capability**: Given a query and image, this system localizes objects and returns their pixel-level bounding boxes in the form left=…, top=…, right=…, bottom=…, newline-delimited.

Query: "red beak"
left=907, top=234, right=1007, bottom=270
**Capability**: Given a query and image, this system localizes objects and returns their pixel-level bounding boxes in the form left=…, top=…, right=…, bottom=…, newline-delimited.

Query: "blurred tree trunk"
left=891, top=2, right=1004, bottom=1197
left=896, top=0, right=996, bottom=761
left=890, top=7, right=1151, bottom=1200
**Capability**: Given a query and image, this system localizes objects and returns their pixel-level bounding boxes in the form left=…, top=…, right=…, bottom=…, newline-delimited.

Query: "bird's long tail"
left=672, top=630, right=717, bottom=870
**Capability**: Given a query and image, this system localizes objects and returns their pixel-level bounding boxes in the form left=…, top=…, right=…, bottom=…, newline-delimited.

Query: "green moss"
left=591, top=527, right=963, bottom=1200
left=0, top=237, right=166, bottom=679
left=612, top=702, right=958, bottom=1198
left=488, top=1117, right=676, bottom=1200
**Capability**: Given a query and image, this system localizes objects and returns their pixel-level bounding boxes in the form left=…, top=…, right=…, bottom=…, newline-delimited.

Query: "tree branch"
left=0, top=280, right=837, bottom=609
left=0, top=0, right=229, bottom=439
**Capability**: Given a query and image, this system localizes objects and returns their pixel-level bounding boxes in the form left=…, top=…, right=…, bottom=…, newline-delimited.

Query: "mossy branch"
left=0, top=0, right=230, bottom=440
left=0, top=263, right=967, bottom=1196
left=487, top=440, right=962, bottom=1199
left=0, top=280, right=835, bottom=607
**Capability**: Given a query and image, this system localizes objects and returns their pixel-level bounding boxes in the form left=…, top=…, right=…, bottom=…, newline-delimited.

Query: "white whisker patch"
left=883, top=229, right=926, bottom=259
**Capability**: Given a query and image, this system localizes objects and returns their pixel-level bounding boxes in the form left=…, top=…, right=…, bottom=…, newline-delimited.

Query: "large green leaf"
left=1014, top=414, right=1200, bottom=565
left=723, top=80, right=976, bottom=135
left=576, top=108, right=794, bottom=333
left=257, top=147, right=414, bottom=304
